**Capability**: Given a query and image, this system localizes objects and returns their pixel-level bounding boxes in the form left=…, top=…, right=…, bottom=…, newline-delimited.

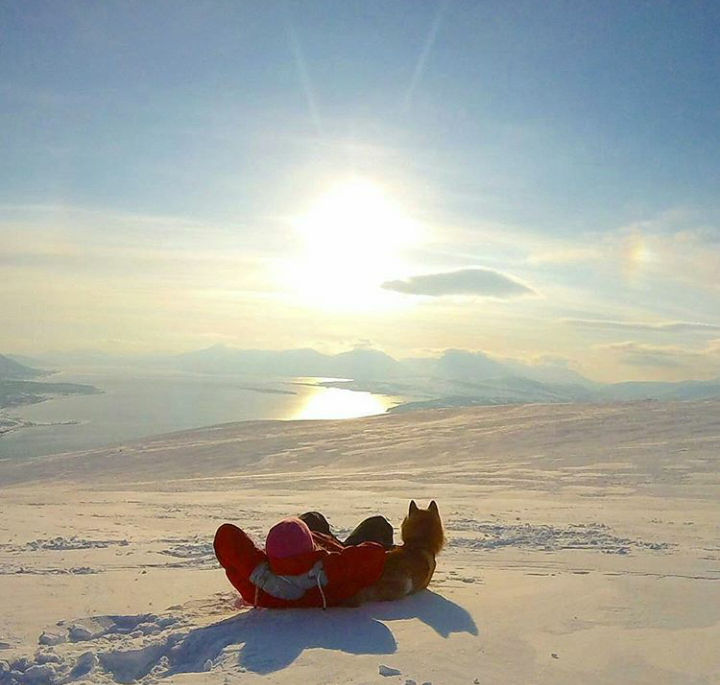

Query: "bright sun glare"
left=293, top=386, right=397, bottom=420
left=291, top=178, right=420, bottom=310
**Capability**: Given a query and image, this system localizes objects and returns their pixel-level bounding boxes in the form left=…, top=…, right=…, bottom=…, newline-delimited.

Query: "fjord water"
left=0, top=370, right=400, bottom=460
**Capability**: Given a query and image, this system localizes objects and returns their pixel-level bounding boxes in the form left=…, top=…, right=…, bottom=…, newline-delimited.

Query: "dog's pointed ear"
left=409, top=500, right=418, bottom=515
left=429, top=500, right=439, bottom=514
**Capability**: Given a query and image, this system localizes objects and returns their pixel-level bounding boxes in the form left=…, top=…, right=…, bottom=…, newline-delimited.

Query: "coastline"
left=0, top=374, right=401, bottom=461
left=0, top=411, right=82, bottom=438
left=0, top=379, right=101, bottom=440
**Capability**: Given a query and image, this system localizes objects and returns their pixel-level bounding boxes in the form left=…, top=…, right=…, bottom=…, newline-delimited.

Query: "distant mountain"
left=28, top=344, right=720, bottom=408
left=501, top=359, right=598, bottom=388
left=387, top=372, right=720, bottom=413
left=173, top=345, right=405, bottom=379
left=0, top=354, right=46, bottom=379
left=38, top=350, right=168, bottom=367
left=397, top=349, right=597, bottom=388
left=377, top=374, right=595, bottom=413
left=434, top=349, right=510, bottom=380
left=461, top=375, right=596, bottom=402
left=6, top=354, right=54, bottom=370
left=398, top=350, right=507, bottom=380
left=29, top=344, right=601, bottom=390
left=37, top=350, right=117, bottom=366
left=596, top=379, right=720, bottom=402
left=328, top=349, right=405, bottom=378
left=174, top=346, right=329, bottom=376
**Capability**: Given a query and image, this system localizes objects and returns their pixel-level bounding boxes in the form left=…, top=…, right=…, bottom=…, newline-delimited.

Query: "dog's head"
left=401, top=500, right=445, bottom=554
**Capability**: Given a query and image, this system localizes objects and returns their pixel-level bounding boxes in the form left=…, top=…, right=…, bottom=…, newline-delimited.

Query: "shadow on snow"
left=97, top=590, right=478, bottom=681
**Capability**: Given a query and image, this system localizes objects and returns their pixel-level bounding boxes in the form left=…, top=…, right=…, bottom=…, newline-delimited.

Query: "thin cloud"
left=563, top=319, right=720, bottom=334
left=382, top=268, right=536, bottom=298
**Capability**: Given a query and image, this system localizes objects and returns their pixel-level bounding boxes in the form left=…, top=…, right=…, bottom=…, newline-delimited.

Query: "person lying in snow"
left=214, top=512, right=394, bottom=609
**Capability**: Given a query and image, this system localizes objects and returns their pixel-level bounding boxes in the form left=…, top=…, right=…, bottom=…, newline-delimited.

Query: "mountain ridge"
left=10, top=346, right=720, bottom=407
left=0, top=354, right=46, bottom=380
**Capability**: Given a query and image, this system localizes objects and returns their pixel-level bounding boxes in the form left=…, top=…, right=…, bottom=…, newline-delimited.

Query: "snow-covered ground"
left=1, top=400, right=719, bottom=684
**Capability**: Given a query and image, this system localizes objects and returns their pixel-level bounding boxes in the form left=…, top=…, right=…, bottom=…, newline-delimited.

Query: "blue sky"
left=2, top=1, right=720, bottom=381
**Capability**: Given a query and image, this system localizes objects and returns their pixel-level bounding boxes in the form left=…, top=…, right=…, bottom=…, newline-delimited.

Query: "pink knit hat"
left=265, top=517, right=317, bottom=574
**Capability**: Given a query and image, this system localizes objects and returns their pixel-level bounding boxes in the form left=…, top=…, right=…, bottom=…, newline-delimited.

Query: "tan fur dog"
left=348, top=500, right=445, bottom=604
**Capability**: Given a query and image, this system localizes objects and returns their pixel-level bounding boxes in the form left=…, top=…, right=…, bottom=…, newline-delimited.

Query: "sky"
left=1, top=0, right=720, bottom=382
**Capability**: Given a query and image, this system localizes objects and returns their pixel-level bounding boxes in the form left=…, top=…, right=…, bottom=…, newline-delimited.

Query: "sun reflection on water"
left=292, top=386, right=397, bottom=420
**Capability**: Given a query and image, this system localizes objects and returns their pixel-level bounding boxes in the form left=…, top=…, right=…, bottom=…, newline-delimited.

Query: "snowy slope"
left=1, top=400, right=719, bottom=685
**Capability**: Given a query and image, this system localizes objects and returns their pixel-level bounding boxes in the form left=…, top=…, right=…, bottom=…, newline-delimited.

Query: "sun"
left=289, top=178, right=420, bottom=310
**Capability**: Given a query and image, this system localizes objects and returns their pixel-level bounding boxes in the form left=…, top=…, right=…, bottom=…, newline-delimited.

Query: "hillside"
left=0, top=400, right=718, bottom=685
left=0, top=354, right=45, bottom=379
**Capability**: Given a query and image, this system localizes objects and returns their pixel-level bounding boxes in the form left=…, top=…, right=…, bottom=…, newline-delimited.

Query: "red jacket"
left=214, top=523, right=385, bottom=608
